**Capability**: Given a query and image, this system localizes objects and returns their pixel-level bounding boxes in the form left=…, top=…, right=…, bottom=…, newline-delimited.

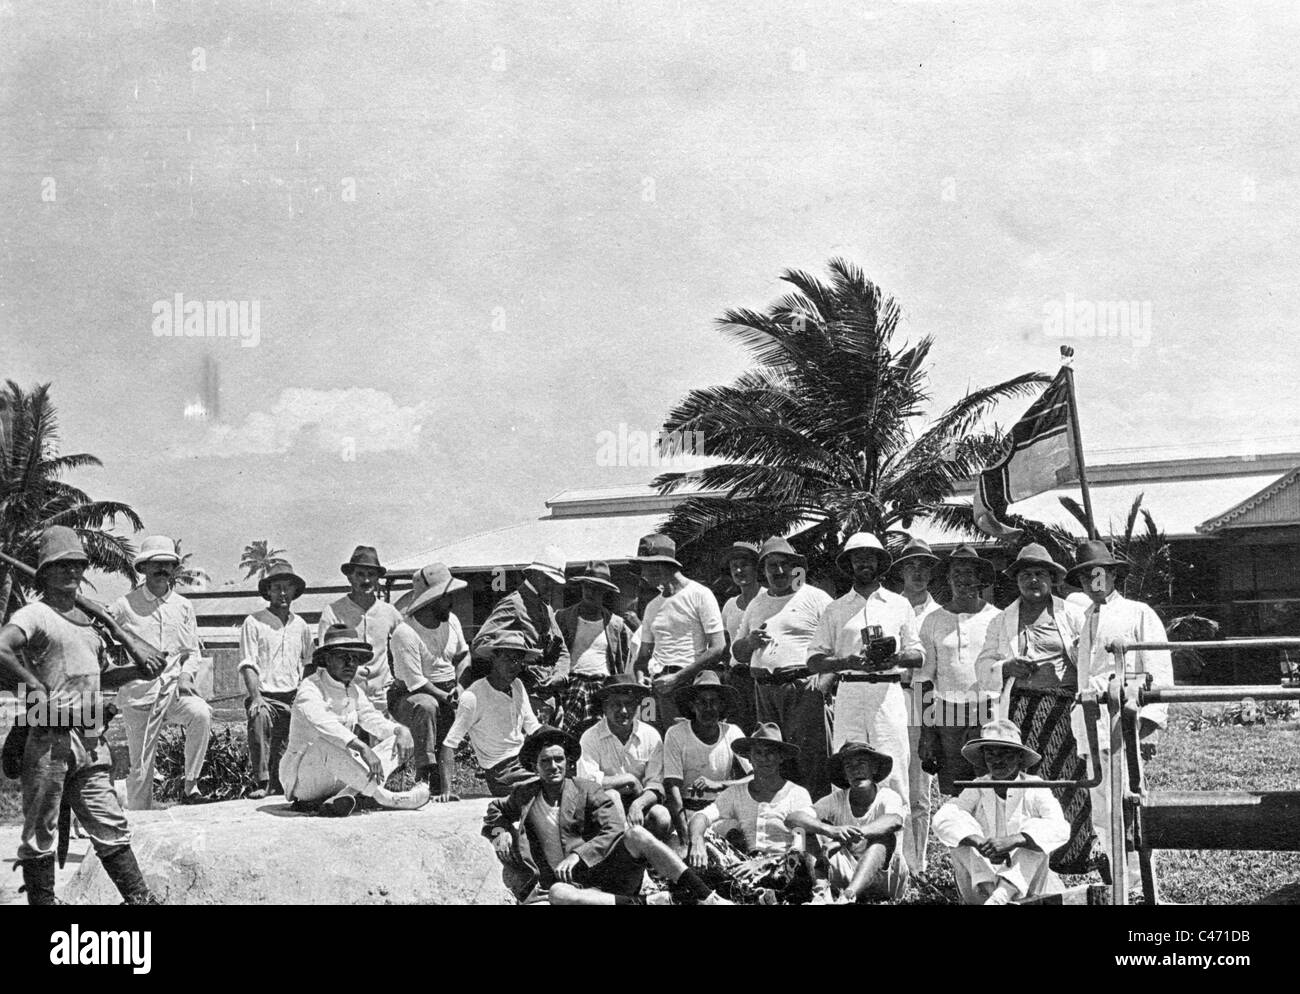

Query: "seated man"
left=789, top=741, right=908, bottom=904
left=278, top=625, right=429, bottom=817
left=931, top=719, right=1069, bottom=905
left=663, top=670, right=750, bottom=843
left=575, top=673, right=671, bottom=841
left=437, top=630, right=542, bottom=800
left=482, top=726, right=731, bottom=905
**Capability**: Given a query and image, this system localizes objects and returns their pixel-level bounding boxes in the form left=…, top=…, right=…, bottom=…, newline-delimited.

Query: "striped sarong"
left=1008, top=686, right=1094, bottom=874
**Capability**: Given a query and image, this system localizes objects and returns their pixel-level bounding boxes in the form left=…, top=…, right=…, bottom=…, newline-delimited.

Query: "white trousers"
left=950, top=845, right=1060, bottom=904
left=901, top=688, right=931, bottom=872
left=121, top=694, right=212, bottom=810
left=282, top=735, right=399, bottom=803
left=827, top=843, right=910, bottom=900
left=832, top=683, right=910, bottom=806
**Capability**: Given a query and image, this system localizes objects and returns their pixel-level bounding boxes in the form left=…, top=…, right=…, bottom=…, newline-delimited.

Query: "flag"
left=973, top=369, right=1079, bottom=538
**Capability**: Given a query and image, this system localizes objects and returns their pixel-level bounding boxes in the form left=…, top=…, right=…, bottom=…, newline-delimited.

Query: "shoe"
left=645, top=891, right=674, bottom=906
left=181, top=790, right=210, bottom=805
left=701, top=891, right=734, bottom=906
left=99, top=846, right=162, bottom=905
left=320, top=792, right=358, bottom=818
left=246, top=786, right=268, bottom=800
left=19, top=855, right=63, bottom=906
left=379, top=782, right=431, bottom=811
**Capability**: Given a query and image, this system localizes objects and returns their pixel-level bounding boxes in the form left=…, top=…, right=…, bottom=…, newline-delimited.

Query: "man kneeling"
left=482, top=726, right=731, bottom=905
left=280, top=625, right=430, bottom=817
left=789, top=741, right=908, bottom=904
left=931, top=719, right=1068, bottom=905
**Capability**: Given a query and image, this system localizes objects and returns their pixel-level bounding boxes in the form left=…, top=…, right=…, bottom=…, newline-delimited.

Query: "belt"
left=751, top=668, right=809, bottom=686
left=839, top=672, right=902, bottom=684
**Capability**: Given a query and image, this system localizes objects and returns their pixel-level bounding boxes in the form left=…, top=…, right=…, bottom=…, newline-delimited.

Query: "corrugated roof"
left=1197, top=468, right=1300, bottom=533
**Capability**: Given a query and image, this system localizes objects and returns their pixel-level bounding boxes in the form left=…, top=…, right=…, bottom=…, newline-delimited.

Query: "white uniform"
left=902, top=593, right=942, bottom=873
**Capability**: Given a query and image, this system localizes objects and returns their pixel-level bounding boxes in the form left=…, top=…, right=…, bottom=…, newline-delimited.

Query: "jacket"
left=482, top=776, right=626, bottom=894
left=280, top=669, right=398, bottom=799
left=975, top=596, right=1086, bottom=718
left=932, top=772, right=1070, bottom=855
left=471, top=582, right=570, bottom=677
left=554, top=604, right=633, bottom=677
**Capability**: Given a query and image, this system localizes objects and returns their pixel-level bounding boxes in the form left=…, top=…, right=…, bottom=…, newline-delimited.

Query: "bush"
left=154, top=725, right=256, bottom=802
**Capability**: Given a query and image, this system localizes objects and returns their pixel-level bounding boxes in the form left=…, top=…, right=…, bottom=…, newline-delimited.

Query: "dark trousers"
left=483, top=755, right=534, bottom=797
left=247, top=691, right=296, bottom=792
left=391, top=681, right=458, bottom=773
left=755, top=676, right=831, bottom=798
left=725, top=668, right=758, bottom=735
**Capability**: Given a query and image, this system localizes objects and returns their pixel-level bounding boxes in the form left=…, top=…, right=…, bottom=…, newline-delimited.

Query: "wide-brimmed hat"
left=258, top=562, right=306, bottom=600
left=732, top=722, right=800, bottom=759
left=399, top=562, right=467, bottom=616
left=35, top=526, right=88, bottom=573
left=479, top=629, right=544, bottom=661
left=132, top=535, right=180, bottom=570
left=1065, top=540, right=1131, bottom=586
left=673, top=669, right=742, bottom=717
left=593, top=672, right=651, bottom=706
left=721, top=542, right=760, bottom=570
left=757, top=536, right=807, bottom=568
left=312, top=624, right=373, bottom=662
left=941, top=544, right=996, bottom=586
left=1003, top=543, right=1066, bottom=582
left=635, top=533, right=682, bottom=568
left=961, top=718, right=1042, bottom=768
left=526, top=545, right=567, bottom=585
left=340, top=545, right=387, bottom=577
left=890, top=537, right=938, bottom=575
left=835, top=532, right=892, bottom=575
left=519, top=725, right=581, bottom=770
left=828, top=741, right=894, bottom=788
left=571, top=560, right=620, bottom=594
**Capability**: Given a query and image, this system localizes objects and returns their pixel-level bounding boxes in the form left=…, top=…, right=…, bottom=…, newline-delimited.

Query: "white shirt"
left=701, top=781, right=815, bottom=854
left=1077, top=592, right=1174, bottom=728
left=641, top=580, right=724, bottom=675
left=814, top=785, right=907, bottom=840
left=919, top=604, right=1002, bottom=703
left=390, top=614, right=467, bottom=690
left=721, top=594, right=748, bottom=641
left=806, top=586, right=922, bottom=675
left=932, top=773, right=1070, bottom=855
left=737, top=586, right=833, bottom=672
left=570, top=616, right=610, bottom=678
left=317, top=595, right=404, bottom=706
left=663, top=721, right=749, bottom=800
left=280, top=669, right=398, bottom=799
left=8, top=602, right=104, bottom=713
left=109, top=586, right=201, bottom=707
left=442, top=677, right=540, bottom=769
left=577, top=718, right=665, bottom=796
left=238, top=609, right=314, bottom=694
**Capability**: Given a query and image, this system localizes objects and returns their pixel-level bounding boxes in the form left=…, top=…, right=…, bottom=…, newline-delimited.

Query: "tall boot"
left=98, top=845, right=162, bottom=905
left=18, top=855, right=62, bottom=906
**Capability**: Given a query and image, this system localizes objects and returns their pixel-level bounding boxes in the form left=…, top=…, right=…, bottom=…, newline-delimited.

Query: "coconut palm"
left=652, top=259, right=1051, bottom=574
left=172, top=538, right=211, bottom=590
left=0, top=380, right=143, bottom=622
left=239, top=539, right=289, bottom=582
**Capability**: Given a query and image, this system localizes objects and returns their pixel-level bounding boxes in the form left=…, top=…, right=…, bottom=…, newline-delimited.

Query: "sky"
left=4, top=0, right=1300, bottom=593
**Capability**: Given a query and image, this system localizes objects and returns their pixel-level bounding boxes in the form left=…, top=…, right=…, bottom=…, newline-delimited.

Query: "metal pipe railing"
left=1142, top=685, right=1300, bottom=704
left=952, top=694, right=1104, bottom=791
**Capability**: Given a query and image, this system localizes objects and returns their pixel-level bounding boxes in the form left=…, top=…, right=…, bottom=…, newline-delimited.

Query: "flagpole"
left=1060, top=346, right=1099, bottom=540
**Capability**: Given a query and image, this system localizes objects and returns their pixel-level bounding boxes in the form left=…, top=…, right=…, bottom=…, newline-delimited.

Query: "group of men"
left=0, top=521, right=1172, bottom=905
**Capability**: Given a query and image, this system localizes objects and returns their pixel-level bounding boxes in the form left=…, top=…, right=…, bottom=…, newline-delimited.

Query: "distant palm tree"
left=239, top=540, right=289, bottom=582
left=652, top=259, right=1050, bottom=574
left=172, top=538, right=211, bottom=590
left=0, top=380, right=143, bottom=621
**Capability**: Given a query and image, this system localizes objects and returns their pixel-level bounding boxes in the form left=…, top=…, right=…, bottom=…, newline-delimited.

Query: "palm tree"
left=172, top=538, right=211, bottom=591
left=239, top=539, right=288, bottom=582
left=652, top=259, right=1051, bottom=575
left=0, top=380, right=144, bottom=622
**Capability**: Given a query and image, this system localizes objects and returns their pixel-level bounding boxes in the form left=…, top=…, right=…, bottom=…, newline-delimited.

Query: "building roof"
left=1197, top=467, right=1300, bottom=534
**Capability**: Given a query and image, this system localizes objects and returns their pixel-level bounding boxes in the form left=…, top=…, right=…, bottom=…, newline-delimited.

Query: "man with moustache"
left=806, top=533, right=922, bottom=809
left=318, top=545, right=404, bottom=714
left=109, top=535, right=212, bottom=808
left=719, top=542, right=762, bottom=735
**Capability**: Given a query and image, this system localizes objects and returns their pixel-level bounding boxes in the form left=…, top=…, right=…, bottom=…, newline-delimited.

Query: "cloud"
left=170, top=388, right=427, bottom=459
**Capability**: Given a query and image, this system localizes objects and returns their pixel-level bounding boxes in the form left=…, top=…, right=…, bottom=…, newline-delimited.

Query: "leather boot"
left=19, top=855, right=62, bottom=906
left=98, top=845, right=162, bottom=905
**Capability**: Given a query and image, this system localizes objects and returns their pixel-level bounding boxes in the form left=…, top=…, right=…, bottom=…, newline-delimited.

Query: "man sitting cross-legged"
left=663, top=670, right=750, bottom=844
left=482, top=726, right=732, bottom=905
left=279, top=625, right=429, bottom=817
left=575, top=673, right=671, bottom=841
left=931, top=719, right=1069, bottom=905
left=788, top=741, right=908, bottom=904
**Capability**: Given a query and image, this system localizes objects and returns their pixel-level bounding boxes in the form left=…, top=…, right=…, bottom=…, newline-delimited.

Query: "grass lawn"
left=3, top=704, right=1298, bottom=904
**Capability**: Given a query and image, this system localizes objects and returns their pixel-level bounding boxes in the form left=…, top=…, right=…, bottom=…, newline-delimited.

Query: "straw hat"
left=399, top=562, right=467, bottom=616
left=960, top=718, right=1042, bottom=768
left=526, top=545, right=567, bottom=585
left=941, top=544, right=996, bottom=586
left=35, top=526, right=87, bottom=573
left=258, top=562, right=306, bottom=600
left=720, top=542, right=760, bottom=569
left=1003, top=543, right=1066, bottom=582
left=673, top=669, right=742, bottom=718
left=312, top=624, right=373, bottom=662
left=758, top=536, right=806, bottom=568
left=890, top=537, right=939, bottom=574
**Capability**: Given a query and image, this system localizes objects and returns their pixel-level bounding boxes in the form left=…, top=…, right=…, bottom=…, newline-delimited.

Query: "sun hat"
left=593, top=672, right=651, bottom=706
left=890, top=537, right=939, bottom=574
left=312, top=624, right=373, bottom=662
left=132, top=535, right=180, bottom=570
left=258, top=562, right=307, bottom=600
left=721, top=542, right=760, bottom=570
left=732, top=722, right=800, bottom=759
left=1003, top=543, right=1066, bottom=582
left=479, top=629, right=544, bottom=661
left=399, top=562, right=468, bottom=616
left=673, top=669, right=742, bottom=718
left=960, top=718, right=1042, bottom=768
left=526, top=545, right=567, bottom=585
left=340, top=545, right=387, bottom=577
left=757, top=536, right=807, bottom=568
left=835, top=532, right=892, bottom=575
left=571, top=561, right=620, bottom=594
left=941, top=544, right=996, bottom=586
left=1065, top=539, right=1131, bottom=586
left=519, top=725, right=581, bottom=770
left=35, top=526, right=88, bottom=573
left=828, top=741, right=894, bottom=788
left=635, top=533, right=683, bottom=568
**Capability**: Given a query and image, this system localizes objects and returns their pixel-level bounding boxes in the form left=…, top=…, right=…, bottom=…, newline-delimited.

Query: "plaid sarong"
left=1008, top=686, right=1094, bottom=874
left=559, top=673, right=605, bottom=737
